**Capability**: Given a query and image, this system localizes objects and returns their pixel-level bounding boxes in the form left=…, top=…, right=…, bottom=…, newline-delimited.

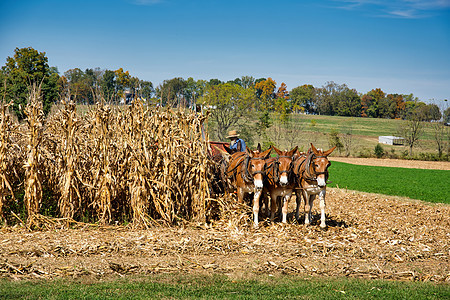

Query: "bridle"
left=227, top=153, right=268, bottom=184
left=268, top=154, right=295, bottom=184
left=295, top=152, right=330, bottom=182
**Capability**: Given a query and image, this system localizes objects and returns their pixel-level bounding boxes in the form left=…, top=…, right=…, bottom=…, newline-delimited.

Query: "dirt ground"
left=1, top=158, right=449, bottom=282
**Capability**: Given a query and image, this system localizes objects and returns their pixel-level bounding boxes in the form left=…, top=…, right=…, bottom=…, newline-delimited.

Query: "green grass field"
left=1, top=274, right=449, bottom=299
left=328, top=161, right=450, bottom=204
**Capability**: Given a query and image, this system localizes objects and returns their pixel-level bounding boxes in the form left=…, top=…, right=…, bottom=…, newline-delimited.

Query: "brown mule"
left=226, top=146, right=272, bottom=228
left=293, top=143, right=335, bottom=228
left=262, top=146, right=298, bottom=224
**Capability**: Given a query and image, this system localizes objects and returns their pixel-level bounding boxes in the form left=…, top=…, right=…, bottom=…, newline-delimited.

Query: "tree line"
left=1, top=47, right=448, bottom=126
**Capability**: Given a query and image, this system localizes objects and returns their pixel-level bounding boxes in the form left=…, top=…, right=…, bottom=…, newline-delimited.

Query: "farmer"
left=227, top=130, right=246, bottom=152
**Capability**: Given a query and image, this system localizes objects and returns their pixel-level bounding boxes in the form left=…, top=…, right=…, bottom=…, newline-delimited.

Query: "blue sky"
left=1, top=0, right=449, bottom=103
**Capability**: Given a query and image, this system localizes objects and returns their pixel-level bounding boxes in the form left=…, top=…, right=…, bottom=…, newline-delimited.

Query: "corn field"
left=0, top=86, right=229, bottom=228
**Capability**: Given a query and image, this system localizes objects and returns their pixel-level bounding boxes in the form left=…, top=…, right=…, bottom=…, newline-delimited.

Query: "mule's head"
left=273, top=146, right=298, bottom=186
left=310, top=143, right=336, bottom=187
left=247, top=146, right=272, bottom=190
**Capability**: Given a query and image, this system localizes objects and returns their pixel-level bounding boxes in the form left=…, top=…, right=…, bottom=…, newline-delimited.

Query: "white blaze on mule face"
left=254, top=178, right=263, bottom=189
left=279, top=174, right=288, bottom=186
left=316, top=175, right=326, bottom=187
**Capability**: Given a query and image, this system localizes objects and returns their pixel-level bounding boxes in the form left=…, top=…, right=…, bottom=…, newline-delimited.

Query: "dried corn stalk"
left=23, top=84, right=45, bottom=227
left=85, top=103, right=115, bottom=224
left=48, top=100, right=83, bottom=219
left=0, top=99, right=18, bottom=221
left=2, top=86, right=222, bottom=227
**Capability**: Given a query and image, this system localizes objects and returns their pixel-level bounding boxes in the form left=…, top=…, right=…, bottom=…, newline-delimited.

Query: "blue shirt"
left=230, top=138, right=246, bottom=152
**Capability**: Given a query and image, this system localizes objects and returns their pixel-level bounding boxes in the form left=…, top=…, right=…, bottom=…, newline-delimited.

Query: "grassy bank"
left=1, top=274, right=449, bottom=299
left=328, top=161, right=450, bottom=204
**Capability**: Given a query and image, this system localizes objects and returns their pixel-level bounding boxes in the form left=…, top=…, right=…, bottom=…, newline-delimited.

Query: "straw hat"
left=226, top=130, right=239, bottom=139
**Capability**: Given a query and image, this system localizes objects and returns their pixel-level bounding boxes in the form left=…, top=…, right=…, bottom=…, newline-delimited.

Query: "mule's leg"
left=269, top=193, right=277, bottom=223
left=259, top=192, right=269, bottom=218
left=253, top=189, right=262, bottom=229
left=264, top=192, right=270, bottom=218
left=281, top=193, right=291, bottom=223
left=304, top=192, right=315, bottom=226
left=319, top=189, right=327, bottom=228
left=294, top=191, right=301, bottom=222
left=237, top=187, right=244, bottom=204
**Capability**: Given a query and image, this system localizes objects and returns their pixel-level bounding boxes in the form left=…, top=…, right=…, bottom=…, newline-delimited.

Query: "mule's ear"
left=310, top=143, right=319, bottom=155
left=262, top=146, right=273, bottom=159
left=323, top=146, right=336, bottom=157
left=246, top=146, right=254, bottom=157
left=272, top=145, right=282, bottom=156
left=288, top=146, right=298, bottom=157
left=256, top=143, right=262, bottom=153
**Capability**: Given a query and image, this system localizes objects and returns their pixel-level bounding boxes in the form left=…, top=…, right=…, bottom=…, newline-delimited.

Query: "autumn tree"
left=114, top=68, right=131, bottom=102
left=254, top=77, right=276, bottom=111
left=387, top=93, right=405, bottom=119
left=0, top=47, right=59, bottom=119
left=275, top=82, right=289, bottom=120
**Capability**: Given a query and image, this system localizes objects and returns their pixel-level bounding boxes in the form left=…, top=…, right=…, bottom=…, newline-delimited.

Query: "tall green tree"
left=289, top=84, right=316, bottom=114
left=335, top=86, right=361, bottom=117
left=361, top=88, right=386, bottom=118
left=315, top=81, right=338, bottom=115
left=138, top=80, right=154, bottom=102
left=157, top=77, right=187, bottom=107
left=198, top=83, right=255, bottom=141
left=1, top=47, right=59, bottom=119
left=64, top=68, right=91, bottom=104
left=100, top=70, right=116, bottom=102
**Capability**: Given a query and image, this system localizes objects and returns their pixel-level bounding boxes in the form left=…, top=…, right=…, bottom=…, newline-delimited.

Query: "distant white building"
left=378, top=136, right=405, bottom=145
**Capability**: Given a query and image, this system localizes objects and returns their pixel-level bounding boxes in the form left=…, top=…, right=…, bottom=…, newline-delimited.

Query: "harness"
left=227, top=153, right=267, bottom=184
left=274, top=155, right=295, bottom=184
left=295, top=153, right=330, bottom=183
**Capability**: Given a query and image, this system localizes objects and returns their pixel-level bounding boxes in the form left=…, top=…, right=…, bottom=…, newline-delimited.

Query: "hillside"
left=209, top=113, right=446, bottom=159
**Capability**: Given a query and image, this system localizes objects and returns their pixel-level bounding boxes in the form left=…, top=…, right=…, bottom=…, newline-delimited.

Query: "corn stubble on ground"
left=0, top=91, right=449, bottom=283
left=0, top=189, right=449, bottom=281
